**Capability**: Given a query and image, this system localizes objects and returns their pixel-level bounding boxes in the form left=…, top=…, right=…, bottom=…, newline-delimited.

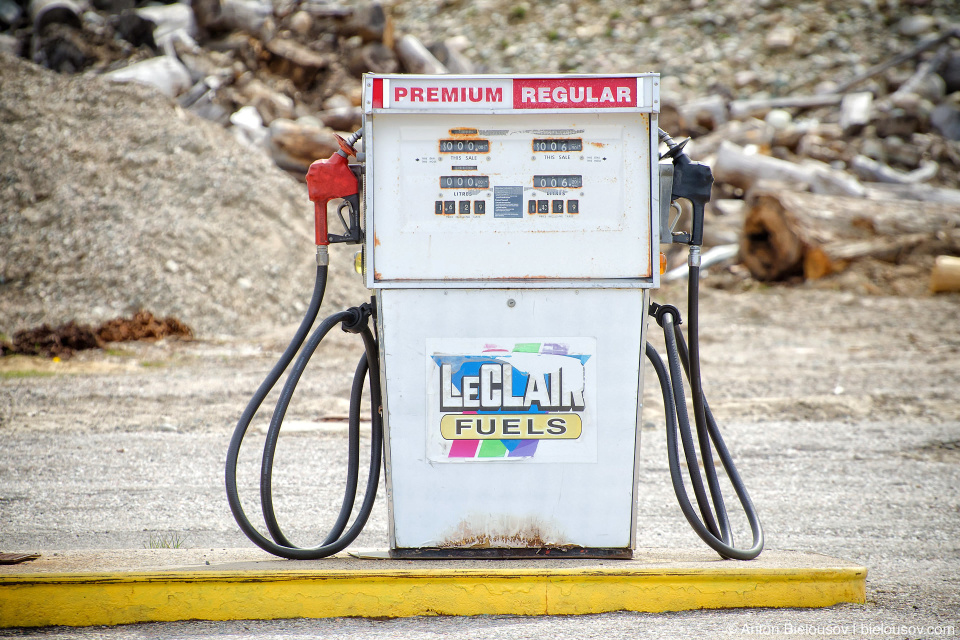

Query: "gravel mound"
left=0, top=53, right=366, bottom=339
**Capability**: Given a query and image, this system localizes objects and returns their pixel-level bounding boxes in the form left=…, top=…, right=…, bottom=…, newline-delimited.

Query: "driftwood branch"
left=729, top=95, right=843, bottom=119
left=891, top=43, right=953, bottom=100
left=834, top=27, right=960, bottom=93
left=864, top=183, right=960, bottom=206
left=851, top=155, right=939, bottom=184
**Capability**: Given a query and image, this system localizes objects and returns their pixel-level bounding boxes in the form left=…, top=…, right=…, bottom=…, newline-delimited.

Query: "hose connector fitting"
left=688, top=245, right=702, bottom=268
left=316, top=245, right=329, bottom=266
left=341, top=301, right=376, bottom=334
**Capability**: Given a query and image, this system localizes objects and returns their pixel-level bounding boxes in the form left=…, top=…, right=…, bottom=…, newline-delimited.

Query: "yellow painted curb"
left=1, top=565, right=866, bottom=628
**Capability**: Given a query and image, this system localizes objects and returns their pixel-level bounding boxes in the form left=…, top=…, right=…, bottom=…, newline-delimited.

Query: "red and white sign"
left=512, top=77, right=636, bottom=108
left=370, top=76, right=653, bottom=111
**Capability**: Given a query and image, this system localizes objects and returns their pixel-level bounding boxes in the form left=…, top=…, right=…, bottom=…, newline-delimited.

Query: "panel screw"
left=507, top=298, right=516, bottom=308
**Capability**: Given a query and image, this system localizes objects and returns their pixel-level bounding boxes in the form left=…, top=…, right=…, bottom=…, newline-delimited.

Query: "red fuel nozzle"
left=306, top=135, right=358, bottom=246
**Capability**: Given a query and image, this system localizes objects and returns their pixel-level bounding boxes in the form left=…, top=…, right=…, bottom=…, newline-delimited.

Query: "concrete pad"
left=0, top=548, right=865, bottom=628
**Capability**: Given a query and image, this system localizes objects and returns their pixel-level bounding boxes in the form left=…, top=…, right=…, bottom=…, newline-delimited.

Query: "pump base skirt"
left=389, top=546, right=633, bottom=560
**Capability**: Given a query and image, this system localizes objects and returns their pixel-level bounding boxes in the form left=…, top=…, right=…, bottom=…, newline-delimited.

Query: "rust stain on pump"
left=439, top=516, right=568, bottom=549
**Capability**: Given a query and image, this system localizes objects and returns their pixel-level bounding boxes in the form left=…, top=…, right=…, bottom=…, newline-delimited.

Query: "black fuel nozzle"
left=659, top=128, right=713, bottom=247
left=327, top=162, right=364, bottom=245
left=327, top=191, right=362, bottom=244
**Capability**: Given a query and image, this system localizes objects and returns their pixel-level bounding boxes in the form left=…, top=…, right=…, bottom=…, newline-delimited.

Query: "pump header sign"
left=365, top=74, right=660, bottom=113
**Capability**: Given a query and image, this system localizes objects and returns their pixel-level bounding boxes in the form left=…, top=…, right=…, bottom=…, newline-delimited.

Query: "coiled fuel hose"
left=224, top=263, right=383, bottom=559
left=646, top=254, right=764, bottom=560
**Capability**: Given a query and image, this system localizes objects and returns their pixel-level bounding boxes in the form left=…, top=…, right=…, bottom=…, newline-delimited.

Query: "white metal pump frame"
left=361, top=73, right=661, bottom=553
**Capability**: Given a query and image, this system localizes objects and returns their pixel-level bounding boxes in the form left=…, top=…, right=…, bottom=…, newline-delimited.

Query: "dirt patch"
left=3, top=321, right=101, bottom=359
left=2, top=311, right=192, bottom=359
left=905, top=439, right=960, bottom=463
left=96, top=310, right=193, bottom=343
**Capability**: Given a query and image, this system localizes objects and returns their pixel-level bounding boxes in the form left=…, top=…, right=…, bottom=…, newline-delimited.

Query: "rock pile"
left=3, top=0, right=414, bottom=175
left=0, top=52, right=365, bottom=339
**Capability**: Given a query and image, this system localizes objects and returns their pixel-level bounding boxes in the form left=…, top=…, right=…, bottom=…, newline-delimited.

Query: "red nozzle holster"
left=305, top=135, right=358, bottom=246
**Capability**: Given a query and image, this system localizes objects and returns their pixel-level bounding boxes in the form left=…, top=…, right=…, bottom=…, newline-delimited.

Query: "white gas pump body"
left=362, top=74, right=661, bottom=555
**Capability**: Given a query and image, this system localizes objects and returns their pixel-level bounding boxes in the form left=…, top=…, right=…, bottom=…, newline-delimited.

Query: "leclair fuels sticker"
left=426, top=338, right=596, bottom=462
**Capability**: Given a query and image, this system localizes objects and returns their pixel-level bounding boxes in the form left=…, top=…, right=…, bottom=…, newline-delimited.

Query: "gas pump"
left=226, top=73, right=763, bottom=561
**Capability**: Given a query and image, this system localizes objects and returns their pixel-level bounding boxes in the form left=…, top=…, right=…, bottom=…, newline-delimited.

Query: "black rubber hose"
left=259, top=313, right=376, bottom=550
left=660, top=305, right=724, bottom=542
left=260, top=309, right=354, bottom=547
left=646, top=314, right=763, bottom=560
left=646, top=336, right=763, bottom=560
left=685, top=266, right=733, bottom=545
left=225, top=265, right=327, bottom=549
left=225, top=266, right=383, bottom=559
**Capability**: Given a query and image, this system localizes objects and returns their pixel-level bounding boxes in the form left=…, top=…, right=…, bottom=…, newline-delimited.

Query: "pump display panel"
left=363, top=74, right=660, bottom=286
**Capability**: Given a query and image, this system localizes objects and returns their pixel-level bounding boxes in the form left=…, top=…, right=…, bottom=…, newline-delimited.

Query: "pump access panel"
left=363, top=75, right=660, bottom=287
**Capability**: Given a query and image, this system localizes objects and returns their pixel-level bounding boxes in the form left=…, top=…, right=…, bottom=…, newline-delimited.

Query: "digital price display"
left=440, top=175, right=490, bottom=189
left=533, top=139, right=583, bottom=152
left=533, top=175, right=583, bottom=189
left=439, top=139, right=490, bottom=153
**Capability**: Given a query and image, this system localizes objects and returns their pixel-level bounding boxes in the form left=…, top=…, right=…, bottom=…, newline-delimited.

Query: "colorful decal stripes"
left=438, top=342, right=588, bottom=459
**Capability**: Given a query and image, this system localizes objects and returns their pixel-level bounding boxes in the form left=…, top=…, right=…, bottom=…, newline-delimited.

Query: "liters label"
left=441, top=414, right=582, bottom=440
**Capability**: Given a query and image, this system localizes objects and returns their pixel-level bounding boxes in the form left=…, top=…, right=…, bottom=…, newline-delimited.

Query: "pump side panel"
left=379, top=288, right=645, bottom=550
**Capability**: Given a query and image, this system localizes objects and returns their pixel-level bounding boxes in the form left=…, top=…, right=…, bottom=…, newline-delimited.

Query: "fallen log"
left=675, top=94, right=729, bottom=131
left=267, top=118, right=340, bottom=173
left=192, top=0, right=271, bottom=37
left=429, top=37, right=474, bottom=74
left=339, top=1, right=390, bottom=44
left=891, top=43, right=952, bottom=102
left=316, top=106, right=362, bottom=131
left=713, top=141, right=865, bottom=197
left=135, top=2, right=197, bottom=49
left=347, top=41, right=398, bottom=75
left=740, top=184, right=960, bottom=281
left=395, top=34, right=447, bottom=74
left=263, top=38, right=330, bottom=89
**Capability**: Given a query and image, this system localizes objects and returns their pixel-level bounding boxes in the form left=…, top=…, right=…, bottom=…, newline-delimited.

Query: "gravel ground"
left=1, top=284, right=958, bottom=638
